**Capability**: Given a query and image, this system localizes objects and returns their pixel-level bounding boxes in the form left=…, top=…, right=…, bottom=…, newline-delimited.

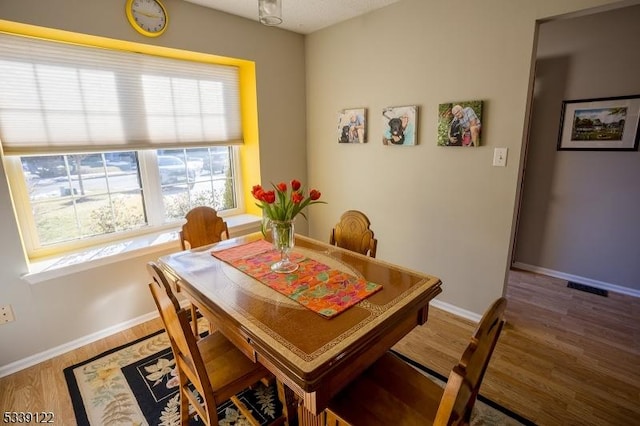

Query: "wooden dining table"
left=158, top=232, right=442, bottom=425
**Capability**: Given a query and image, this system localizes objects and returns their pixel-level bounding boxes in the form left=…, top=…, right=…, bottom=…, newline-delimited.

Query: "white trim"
left=430, top=299, right=482, bottom=323
left=10, top=148, right=244, bottom=260
left=225, top=213, right=262, bottom=237
left=23, top=234, right=180, bottom=284
left=0, top=293, right=482, bottom=377
left=512, top=262, right=640, bottom=298
left=22, top=214, right=261, bottom=284
left=0, top=299, right=194, bottom=379
left=0, top=310, right=157, bottom=378
left=16, top=264, right=628, bottom=378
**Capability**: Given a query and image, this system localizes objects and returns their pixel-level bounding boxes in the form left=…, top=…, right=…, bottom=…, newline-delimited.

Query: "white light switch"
left=493, top=148, right=508, bottom=167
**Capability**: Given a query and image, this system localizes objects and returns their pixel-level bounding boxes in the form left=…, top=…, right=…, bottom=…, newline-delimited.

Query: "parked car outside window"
left=158, top=155, right=202, bottom=184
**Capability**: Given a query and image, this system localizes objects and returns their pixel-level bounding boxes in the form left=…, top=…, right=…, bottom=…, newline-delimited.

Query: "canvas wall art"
left=337, top=108, right=367, bottom=143
left=437, top=100, right=483, bottom=147
left=382, top=105, right=418, bottom=146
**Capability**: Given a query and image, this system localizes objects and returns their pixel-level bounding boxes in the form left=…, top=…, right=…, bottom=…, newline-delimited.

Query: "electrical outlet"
left=493, top=148, right=508, bottom=167
left=0, top=305, right=15, bottom=324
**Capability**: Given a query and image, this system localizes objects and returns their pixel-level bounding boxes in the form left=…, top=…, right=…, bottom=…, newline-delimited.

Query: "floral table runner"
left=212, top=240, right=382, bottom=318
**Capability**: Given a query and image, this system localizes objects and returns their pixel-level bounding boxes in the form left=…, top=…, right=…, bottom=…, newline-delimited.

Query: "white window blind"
left=0, top=33, right=243, bottom=155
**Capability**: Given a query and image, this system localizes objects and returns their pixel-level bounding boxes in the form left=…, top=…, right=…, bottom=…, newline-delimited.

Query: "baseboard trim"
left=512, top=262, right=640, bottom=298
left=1, top=296, right=480, bottom=378
left=0, top=309, right=165, bottom=379
left=430, top=299, right=482, bottom=323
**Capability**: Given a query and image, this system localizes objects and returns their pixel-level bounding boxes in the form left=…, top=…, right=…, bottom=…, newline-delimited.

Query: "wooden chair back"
left=147, top=262, right=218, bottom=423
left=148, top=262, right=282, bottom=425
left=147, top=260, right=181, bottom=312
left=330, top=210, right=378, bottom=258
left=325, top=297, right=507, bottom=426
left=434, top=297, right=507, bottom=424
left=180, top=206, right=229, bottom=250
left=178, top=206, right=228, bottom=338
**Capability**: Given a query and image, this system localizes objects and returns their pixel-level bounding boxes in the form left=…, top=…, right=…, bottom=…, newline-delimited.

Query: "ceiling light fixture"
left=258, top=0, right=282, bottom=26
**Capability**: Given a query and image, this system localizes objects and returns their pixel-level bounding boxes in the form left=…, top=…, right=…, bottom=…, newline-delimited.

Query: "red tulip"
left=253, top=180, right=324, bottom=225
left=251, top=184, right=263, bottom=198
left=309, top=189, right=321, bottom=200
left=292, top=192, right=304, bottom=204
left=263, top=190, right=276, bottom=203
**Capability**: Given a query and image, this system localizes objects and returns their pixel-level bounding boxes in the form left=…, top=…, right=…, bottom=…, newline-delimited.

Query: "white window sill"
left=22, top=214, right=262, bottom=284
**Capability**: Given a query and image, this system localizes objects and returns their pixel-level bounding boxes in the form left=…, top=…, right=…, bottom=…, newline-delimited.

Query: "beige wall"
left=0, top=0, right=632, bottom=370
left=0, top=0, right=306, bottom=368
left=304, top=0, right=631, bottom=314
left=515, top=5, right=640, bottom=290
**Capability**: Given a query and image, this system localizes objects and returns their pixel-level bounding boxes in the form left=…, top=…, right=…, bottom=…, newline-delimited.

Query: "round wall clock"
left=125, top=0, right=168, bottom=37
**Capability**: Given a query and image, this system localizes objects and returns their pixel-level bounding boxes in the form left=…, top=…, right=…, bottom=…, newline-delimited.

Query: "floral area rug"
left=64, top=325, right=282, bottom=426
left=389, top=350, right=536, bottom=426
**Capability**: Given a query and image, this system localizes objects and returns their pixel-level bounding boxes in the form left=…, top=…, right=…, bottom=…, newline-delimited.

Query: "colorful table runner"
left=212, top=240, right=382, bottom=318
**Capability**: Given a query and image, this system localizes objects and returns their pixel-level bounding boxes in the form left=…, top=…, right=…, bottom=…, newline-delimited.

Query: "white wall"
left=515, top=5, right=640, bottom=291
left=0, top=0, right=306, bottom=369
left=304, top=0, right=631, bottom=314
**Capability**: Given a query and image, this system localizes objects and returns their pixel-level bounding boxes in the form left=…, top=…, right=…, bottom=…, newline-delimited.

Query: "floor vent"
left=567, top=281, right=608, bottom=297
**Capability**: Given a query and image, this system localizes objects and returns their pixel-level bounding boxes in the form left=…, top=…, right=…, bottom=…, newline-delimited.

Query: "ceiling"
left=182, top=0, right=401, bottom=34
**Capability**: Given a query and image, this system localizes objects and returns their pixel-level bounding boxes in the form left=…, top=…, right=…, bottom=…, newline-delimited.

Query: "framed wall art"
left=557, top=95, right=640, bottom=151
left=437, top=100, right=483, bottom=147
left=337, top=108, right=367, bottom=143
left=382, top=105, right=418, bottom=146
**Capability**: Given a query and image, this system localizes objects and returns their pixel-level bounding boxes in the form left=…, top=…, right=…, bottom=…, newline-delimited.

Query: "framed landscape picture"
left=382, top=105, right=418, bottom=146
left=437, top=100, right=483, bottom=147
left=337, top=108, right=367, bottom=143
left=557, top=95, right=640, bottom=151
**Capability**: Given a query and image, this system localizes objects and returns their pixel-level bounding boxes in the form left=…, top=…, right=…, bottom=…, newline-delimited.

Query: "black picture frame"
left=557, top=95, right=640, bottom=151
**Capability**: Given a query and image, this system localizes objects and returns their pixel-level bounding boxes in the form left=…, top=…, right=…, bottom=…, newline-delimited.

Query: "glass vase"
left=270, top=220, right=298, bottom=273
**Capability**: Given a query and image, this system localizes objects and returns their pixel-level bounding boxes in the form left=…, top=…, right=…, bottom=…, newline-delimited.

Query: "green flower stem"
left=271, top=220, right=294, bottom=254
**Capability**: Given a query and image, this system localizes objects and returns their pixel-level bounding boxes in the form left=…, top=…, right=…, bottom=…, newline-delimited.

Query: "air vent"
left=567, top=281, right=608, bottom=297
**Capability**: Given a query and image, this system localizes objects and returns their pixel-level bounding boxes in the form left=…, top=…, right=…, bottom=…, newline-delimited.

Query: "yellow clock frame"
left=125, top=0, right=168, bottom=38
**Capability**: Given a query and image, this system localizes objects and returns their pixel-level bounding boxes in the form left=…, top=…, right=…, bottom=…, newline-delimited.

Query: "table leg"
left=277, top=380, right=299, bottom=426
left=297, top=405, right=326, bottom=426
left=276, top=381, right=326, bottom=426
left=190, top=303, right=199, bottom=337
left=418, top=304, right=430, bottom=325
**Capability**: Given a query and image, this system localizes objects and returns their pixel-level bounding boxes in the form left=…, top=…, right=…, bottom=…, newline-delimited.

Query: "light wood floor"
left=394, top=268, right=640, bottom=426
left=1, top=269, right=638, bottom=425
left=0, top=317, right=165, bottom=422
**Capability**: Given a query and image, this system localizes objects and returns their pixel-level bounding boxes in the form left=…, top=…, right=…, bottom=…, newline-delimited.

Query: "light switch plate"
left=493, top=148, right=508, bottom=167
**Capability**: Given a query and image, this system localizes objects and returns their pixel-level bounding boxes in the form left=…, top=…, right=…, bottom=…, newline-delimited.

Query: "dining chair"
left=179, top=206, right=229, bottom=250
left=179, top=206, right=229, bottom=336
left=329, top=210, right=378, bottom=258
left=325, top=297, right=507, bottom=426
left=147, top=261, right=280, bottom=426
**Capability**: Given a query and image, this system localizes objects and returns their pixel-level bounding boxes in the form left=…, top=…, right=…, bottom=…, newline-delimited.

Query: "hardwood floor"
left=0, top=269, right=638, bottom=425
left=0, top=317, right=164, bottom=423
left=394, top=268, right=640, bottom=426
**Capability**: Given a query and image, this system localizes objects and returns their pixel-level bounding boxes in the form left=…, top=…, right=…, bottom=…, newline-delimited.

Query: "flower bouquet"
left=251, top=179, right=325, bottom=273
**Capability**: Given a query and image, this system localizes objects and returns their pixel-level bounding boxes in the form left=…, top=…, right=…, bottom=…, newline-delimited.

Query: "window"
left=9, top=147, right=238, bottom=257
left=19, top=152, right=145, bottom=247
left=157, top=147, right=236, bottom=222
left=0, top=28, right=257, bottom=261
